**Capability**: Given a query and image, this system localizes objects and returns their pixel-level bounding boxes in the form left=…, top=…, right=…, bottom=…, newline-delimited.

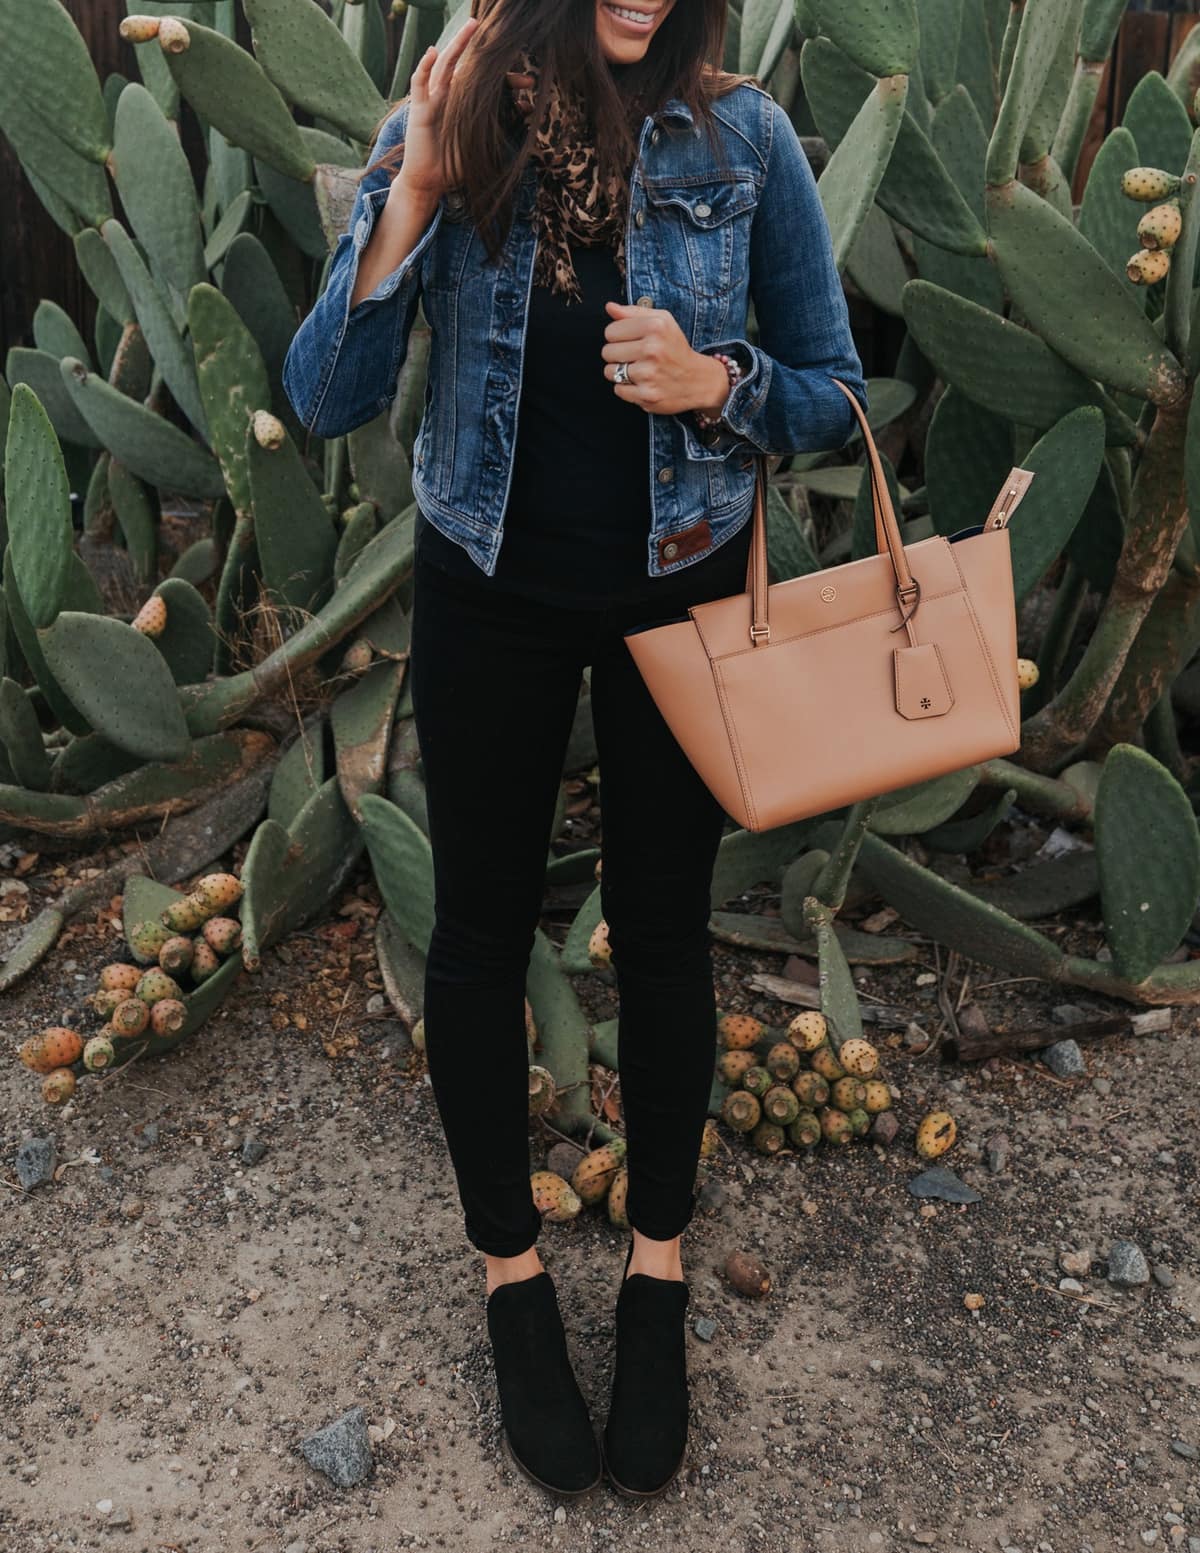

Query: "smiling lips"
left=603, top=4, right=658, bottom=29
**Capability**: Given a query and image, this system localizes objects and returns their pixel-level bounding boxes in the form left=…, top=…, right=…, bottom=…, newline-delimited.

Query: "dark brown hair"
left=376, top=0, right=756, bottom=263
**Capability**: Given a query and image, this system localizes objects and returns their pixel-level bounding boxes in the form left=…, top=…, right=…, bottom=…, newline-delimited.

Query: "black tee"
left=414, top=227, right=752, bottom=609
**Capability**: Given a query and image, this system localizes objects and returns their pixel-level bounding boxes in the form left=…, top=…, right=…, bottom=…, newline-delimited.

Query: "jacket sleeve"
left=677, top=94, right=869, bottom=463
left=282, top=99, right=443, bottom=439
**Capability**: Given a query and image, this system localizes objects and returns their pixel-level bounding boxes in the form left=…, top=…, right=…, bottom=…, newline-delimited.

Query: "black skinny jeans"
left=409, top=540, right=743, bottom=1257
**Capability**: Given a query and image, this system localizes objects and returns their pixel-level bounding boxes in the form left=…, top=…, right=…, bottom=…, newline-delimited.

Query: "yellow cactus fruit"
left=787, top=1110, right=822, bottom=1148
left=83, top=1035, right=116, bottom=1072
left=1120, top=166, right=1180, bottom=202
left=158, top=16, right=191, bottom=52
left=765, top=1040, right=800, bottom=1081
left=717, top=1011, right=765, bottom=1050
left=751, top=1119, right=786, bottom=1156
left=571, top=1139, right=627, bottom=1205
left=791, top=1070, right=829, bottom=1109
left=1016, top=657, right=1039, bottom=691
left=721, top=1089, right=761, bottom=1133
left=340, top=639, right=373, bottom=675
left=1127, top=248, right=1171, bottom=285
left=1137, top=201, right=1183, bottom=249
left=830, top=1075, right=867, bottom=1112
left=252, top=410, right=287, bottom=449
left=606, top=1164, right=630, bottom=1228
left=786, top=1010, right=827, bottom=1051
left=527, top=1064, right=556, bottom=1116
left=19, top=1027, right=84, bottom=1074
left=716, top=1049, right=756, bottom=1086
left=862, top=1079, right=893, bottom=1114
left=119, top=15, right=162, bottom=42
left=809, top=1042, right=846, bottom=1083
left=725, top=1249, right=770, bottom=1298
left=99, top=962, right=141, bottom=993
left=818, top=1105, right=853, bottom=1145
left=109, top=997, right=150, bottom=1040
left=915, top=1109, right=957, bottom=1160
left=837, top=1037, right=879, bottom=1077
left=131, top=595, right=167, bottom=637
left=42, top=1068, right=76, bottom=1104
left=698, top=1117, right=720, bottom=1158
left=587, top=918, right=612, bottom=967
left=530, top=1170, right=581, bottom=1223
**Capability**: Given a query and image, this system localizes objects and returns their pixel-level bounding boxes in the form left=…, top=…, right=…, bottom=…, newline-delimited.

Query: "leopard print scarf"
left=505, top=50, right=644, bottom=304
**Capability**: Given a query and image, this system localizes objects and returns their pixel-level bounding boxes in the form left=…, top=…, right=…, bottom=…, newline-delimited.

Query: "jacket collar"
left=656, top=96, right=695, bottom=127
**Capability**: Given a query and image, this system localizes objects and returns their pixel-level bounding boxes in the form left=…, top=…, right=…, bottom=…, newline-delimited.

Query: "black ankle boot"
left=485, top=1270, right=601, bottom=1497
left=601, top=1239, right=691, bottom=1498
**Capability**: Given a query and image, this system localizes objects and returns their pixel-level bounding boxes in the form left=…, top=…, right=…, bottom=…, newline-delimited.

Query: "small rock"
left=95, top=1500, right=113, bottom=1515
left=1141, top=1532, right=1158, bottom=1547
left=1152, top=1263, right=1176, bottom=1289
left=693, top=1316, right=717, bottom=1342
left=299, top=1405, right=373, bottom=1487
left=346, top=1222, right=363, bottom=1243
left=1038, top=1038, right=1086, bottom=1077
left=1107, top=1239, right=1150, bottom=1287
left=132, top=1121, right=160, bottom=1150
left=1058, top=1278, right=1084, bottom=1294
left=365, top=993, right=386, bottom=1015
left=1051, top=1003, right=1088, bottom=1025
left=553, top=1506, right=567, bottom=1525
left=241, top=1136, right=268, bottom=1167
left=545, top=1142, right=584, bottom=1181
left=1092, top=1076, right=1113, bottom=1096
left=907, top=1166, right=982, bottom=1204
left=1059, top=1248, right=1092, bottom=1277
left=696, top=1178, right=725, bottom=1213
left=870, top=1110, right=899, bottom=1147
left=284, top=1542, right=308, bottom=1553
left=104, top=1509, right=132, bottom=1531
left=120, top=1197, right=144, bottom=1220
left=1169, top=1439, right=1197, bottom=1461
left=14, top=1137, right=56, bottom=1190
left=984, top=1131, right=1010, bottom=1174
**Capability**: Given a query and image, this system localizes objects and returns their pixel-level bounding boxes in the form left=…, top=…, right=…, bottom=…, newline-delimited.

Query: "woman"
left=284, top=0, right=867, bottom=1504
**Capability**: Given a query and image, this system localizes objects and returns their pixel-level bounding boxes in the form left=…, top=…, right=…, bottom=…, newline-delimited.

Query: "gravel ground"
left=1, top=838, right=1198, bottom=1553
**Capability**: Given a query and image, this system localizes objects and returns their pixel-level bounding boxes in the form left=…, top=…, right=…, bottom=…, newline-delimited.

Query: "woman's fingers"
left=428, top=16, right=479, bottom=96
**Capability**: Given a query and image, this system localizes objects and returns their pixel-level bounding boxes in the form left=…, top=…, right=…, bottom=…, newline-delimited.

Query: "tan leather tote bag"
left=623, top=378, right=1035, bottom=833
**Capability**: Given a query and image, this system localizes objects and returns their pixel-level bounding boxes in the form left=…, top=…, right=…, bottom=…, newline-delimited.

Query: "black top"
left=414, top=238, right=751, bottom=610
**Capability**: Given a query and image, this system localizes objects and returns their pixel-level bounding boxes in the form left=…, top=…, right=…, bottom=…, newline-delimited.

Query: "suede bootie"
left=601, top=1239, right=691, bottom=1498
left=485, top=1270, right=602, bottom=1497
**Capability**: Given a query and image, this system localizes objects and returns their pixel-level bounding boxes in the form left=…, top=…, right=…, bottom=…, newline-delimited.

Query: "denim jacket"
left=283, top=80, right=869, bottom=580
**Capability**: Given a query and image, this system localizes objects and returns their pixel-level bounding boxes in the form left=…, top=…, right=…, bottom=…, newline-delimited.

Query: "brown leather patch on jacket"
left=657, top=519, right=712, bottom=567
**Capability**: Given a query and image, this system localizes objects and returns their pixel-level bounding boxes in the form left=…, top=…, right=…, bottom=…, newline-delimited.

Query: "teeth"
left=607, top=4, right=653, bottom=22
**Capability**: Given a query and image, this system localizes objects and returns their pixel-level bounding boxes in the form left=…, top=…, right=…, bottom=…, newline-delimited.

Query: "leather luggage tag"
left=894, top=642, right=954, bottom=720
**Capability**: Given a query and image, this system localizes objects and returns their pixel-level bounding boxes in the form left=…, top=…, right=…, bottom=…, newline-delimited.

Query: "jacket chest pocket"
left=421, top=197, right=493, bottom=296
left=642, top=177, right=758, bottom=299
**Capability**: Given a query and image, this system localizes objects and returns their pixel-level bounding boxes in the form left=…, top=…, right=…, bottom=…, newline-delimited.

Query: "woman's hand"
left=601, top=300, right=732, bottom=418
left=390, top=15, right=480, bottom=205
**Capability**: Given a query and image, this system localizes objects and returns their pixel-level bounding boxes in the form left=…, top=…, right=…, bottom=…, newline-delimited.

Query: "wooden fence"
left=0, top=4, right=1198, bottom=362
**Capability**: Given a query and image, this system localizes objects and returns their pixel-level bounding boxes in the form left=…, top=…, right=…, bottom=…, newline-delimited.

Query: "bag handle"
left=741, top=377, right=917, bottom=647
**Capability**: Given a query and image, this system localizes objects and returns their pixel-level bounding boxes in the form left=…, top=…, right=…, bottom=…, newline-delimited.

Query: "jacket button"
left=634, top=209, right=645, bottom=228
left=694, top=201, right=712, bottom=218
left=636, top=295, right=653, bottom=307
left=650, top=126, right=661, bottom=146
left=657, top=467, right=674, bottom=483
left=662, top=540, right=679, bottom=559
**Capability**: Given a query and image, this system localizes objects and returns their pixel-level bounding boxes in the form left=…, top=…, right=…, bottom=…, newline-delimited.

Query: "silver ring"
left=613, top=361, right=630, bottom=385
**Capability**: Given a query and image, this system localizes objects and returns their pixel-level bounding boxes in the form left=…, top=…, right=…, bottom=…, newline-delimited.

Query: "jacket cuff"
left=675, top=338, right=764, bottom=461
left=345, top=186, right=443, bottom=324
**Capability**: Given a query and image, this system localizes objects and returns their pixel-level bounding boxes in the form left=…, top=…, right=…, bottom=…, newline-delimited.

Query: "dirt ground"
left=2, top=834, right=1198, bottom=1553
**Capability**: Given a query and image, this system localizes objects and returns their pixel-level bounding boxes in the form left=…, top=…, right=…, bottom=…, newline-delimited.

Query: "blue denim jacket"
left=283, top=80, right=869, bottom=580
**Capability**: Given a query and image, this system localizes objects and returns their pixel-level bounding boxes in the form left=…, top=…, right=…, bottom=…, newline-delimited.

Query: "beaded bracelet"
left=693, top=350, right=744, bottom=430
